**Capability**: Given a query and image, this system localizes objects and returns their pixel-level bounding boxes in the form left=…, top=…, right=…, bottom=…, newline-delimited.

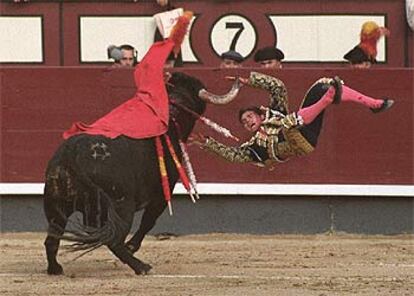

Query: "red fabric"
left=63, top=40, right=175, bottom=140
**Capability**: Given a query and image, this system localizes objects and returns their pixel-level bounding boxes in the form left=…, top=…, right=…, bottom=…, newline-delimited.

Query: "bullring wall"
left=0, top=68, right=412, bottom=186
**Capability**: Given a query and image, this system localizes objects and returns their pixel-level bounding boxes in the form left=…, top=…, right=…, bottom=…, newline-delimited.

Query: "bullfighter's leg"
left=125, top=200, right=167, bottom=253
left=297, top=85, right=336, bottom=125
left=293, top=80, right=332, bottom=147
left=43, top=195, right=70, bottom=275
left=341, top=84, right=394, bottom=112
left=297, top=77, right=394, bottom=125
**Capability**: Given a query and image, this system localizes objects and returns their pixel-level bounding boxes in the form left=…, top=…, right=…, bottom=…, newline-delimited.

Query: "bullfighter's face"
left=240, top=110, right=264, bottom=132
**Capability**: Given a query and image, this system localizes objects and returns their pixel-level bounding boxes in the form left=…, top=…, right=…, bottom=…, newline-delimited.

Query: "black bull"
left=43, top=72, right=240, bottom=275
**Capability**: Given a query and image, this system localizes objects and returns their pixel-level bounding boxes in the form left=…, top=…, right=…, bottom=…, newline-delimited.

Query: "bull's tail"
left=48, top=141, right=129, bottom=258
left=56, top=188, right=128, bottom=258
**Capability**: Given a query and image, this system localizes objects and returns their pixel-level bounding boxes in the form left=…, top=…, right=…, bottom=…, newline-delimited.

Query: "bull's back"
left=44, top=134, right=159, bottom=200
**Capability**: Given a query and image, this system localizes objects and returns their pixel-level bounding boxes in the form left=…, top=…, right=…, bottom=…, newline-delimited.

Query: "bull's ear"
left=198, top=78, right=242, bottom=105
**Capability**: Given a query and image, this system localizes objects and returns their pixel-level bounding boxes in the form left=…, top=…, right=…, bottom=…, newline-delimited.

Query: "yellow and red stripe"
left=155, top=136, right=171, bottom=204
left=164, top=135, right=191, bottom=192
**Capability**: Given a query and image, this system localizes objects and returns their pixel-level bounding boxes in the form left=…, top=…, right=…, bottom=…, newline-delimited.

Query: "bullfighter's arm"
left=201, top=137, right=256, bottom=163
left=248, top=72, right=289, bottom=114
left=261, top=110, right=303, bottom=129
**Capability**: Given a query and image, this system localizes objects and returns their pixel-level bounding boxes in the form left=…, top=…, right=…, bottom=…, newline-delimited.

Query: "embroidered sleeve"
left=202, top=137, right=254, bottom=163
left=248, top=72, right=289, bottom=114
left=280, top=113, right=303, bottom=129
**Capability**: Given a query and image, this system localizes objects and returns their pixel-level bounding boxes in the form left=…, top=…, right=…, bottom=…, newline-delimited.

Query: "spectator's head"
left=254, top=46, right=284, bottom=69
left=220, top=50, right=244, bottom=68
left=119, top=44, right=137, bottom=67
left=107, top=44, right=137, bottom=67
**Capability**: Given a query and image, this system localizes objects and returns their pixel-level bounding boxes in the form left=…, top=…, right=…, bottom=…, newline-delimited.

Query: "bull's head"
left=167, top=72, right=242, bottom=114
left=166, top=72, right=242, bottom=141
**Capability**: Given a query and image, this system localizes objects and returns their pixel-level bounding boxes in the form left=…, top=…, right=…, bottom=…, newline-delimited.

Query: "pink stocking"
left=341, top=85, right=383, bottom=109
left=297, top=87, right=335, bottom=125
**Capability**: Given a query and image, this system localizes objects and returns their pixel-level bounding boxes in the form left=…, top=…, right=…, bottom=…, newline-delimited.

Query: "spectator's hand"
left=188, top=133, right=207, bottom=146
left=156, top=0, right=169, bottom=7
left=225, top=76, right=248, bottom=85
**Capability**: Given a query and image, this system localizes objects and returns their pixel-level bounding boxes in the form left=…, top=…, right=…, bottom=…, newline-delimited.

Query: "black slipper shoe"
left=330, top=76, right=343, bottom=104
left=370, top=98, right=394, bottom=113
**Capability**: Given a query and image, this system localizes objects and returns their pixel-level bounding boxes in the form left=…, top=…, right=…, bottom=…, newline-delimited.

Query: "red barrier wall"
left=1, top=67, right=413, bottom=185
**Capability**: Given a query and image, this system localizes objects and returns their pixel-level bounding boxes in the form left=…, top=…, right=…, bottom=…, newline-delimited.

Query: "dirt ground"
left=0, top=232, right=413, bottom=296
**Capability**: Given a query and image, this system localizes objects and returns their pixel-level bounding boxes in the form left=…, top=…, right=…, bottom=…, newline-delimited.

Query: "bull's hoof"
left=47, top=263, right=63, bottom=275
left=134, top=262, right=152, bottom=275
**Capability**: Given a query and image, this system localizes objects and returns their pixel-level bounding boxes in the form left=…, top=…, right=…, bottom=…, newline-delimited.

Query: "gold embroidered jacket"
left=202, top=72, right=314, bottom=167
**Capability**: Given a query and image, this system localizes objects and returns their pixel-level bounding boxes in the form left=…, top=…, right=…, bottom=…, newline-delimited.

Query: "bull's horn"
left=198, top=78, right=242, bottom=104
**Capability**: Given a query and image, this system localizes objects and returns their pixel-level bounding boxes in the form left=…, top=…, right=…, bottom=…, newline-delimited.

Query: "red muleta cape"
left=63, top=39, right=175, bottom=140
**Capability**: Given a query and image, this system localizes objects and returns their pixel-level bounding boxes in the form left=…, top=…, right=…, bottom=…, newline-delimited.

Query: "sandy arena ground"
left=0, top=232, right=413, bottom=296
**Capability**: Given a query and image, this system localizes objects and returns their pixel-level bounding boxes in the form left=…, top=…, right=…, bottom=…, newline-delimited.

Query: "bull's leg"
left=44, top=229, right=65, bottom=275
left=106, top=209, right=152, bottom=274
left=44, top=198, right=69, bottom=275
left=108, top=244, right=152, bottom=275
left=125, top=201, right=166, bottom=253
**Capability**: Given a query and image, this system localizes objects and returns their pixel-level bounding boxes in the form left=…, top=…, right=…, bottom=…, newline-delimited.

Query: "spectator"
left=343, top=21, right=390, bottom=69
left=107, top=44, right=137, bottom=68
left=343, top=47, right=373, bottom=69
left=253, top=46, right=285, bottom=69
left=118, top=44, right=137, bottom=67
left=220, top=50, right=244, bottom=68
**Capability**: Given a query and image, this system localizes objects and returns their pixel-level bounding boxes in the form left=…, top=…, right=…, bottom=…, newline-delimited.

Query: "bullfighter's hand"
left=188, top=133, right=207, bottom=146
left=225, top=76, right=248, bottom=85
